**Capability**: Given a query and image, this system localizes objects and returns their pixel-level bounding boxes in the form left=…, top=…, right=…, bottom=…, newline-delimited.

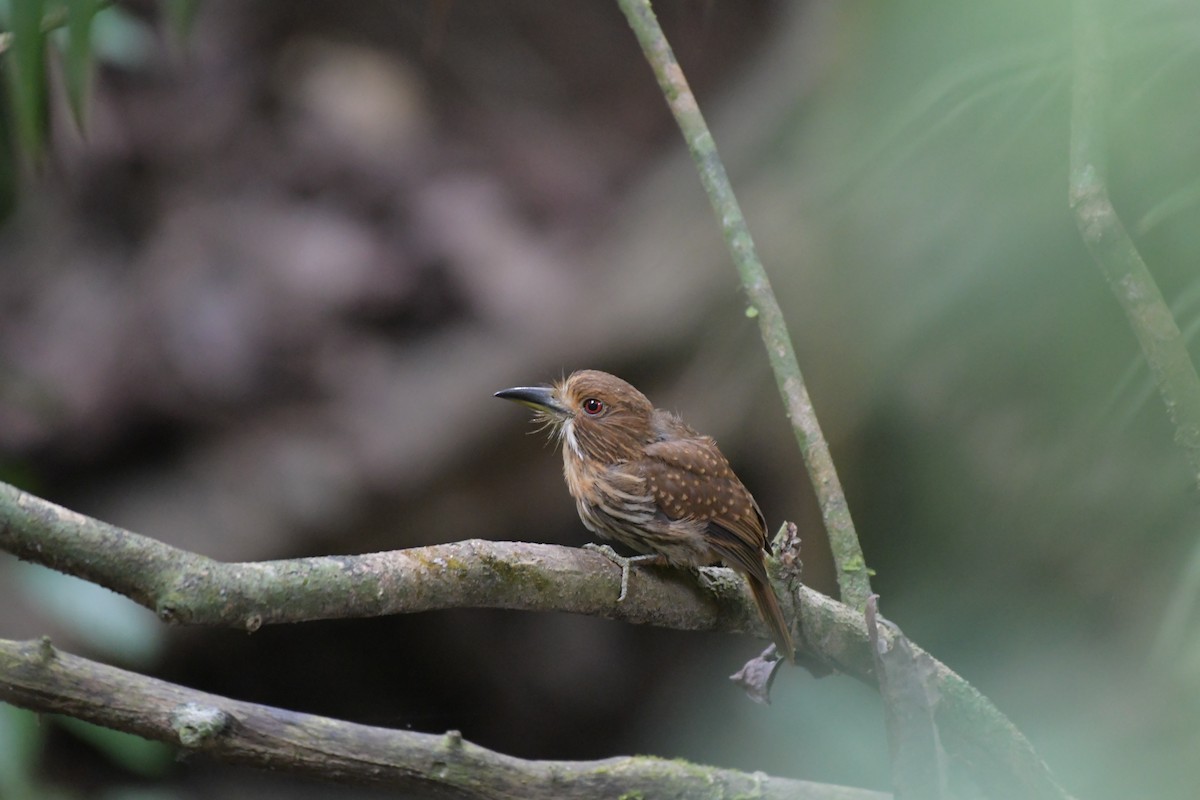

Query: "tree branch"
left=0, top=480, right=759, bottom=636
left=614, top=0, right=873, bottom=612
left=1072, top=0, right=1200, bottom=712
left=1069, top=0, right=1200, bottom=489
left=0, top=636, right=887, bottom=800
left=0, top=480, right=1073, bottom=799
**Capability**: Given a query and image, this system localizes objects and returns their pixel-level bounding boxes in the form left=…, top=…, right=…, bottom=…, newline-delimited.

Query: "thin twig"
left=0, top=637, right=886, bottom=800
left=0, top=480, right=1074, bottom=800
left=1070, top=0, right=1200, bottom=667
left=614, top=0, right=873, bottom=611
left=1069, top=0, right=1200, bottom=488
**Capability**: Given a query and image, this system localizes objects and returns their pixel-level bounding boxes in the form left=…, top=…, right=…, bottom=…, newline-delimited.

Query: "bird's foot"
left=582, top=544, right=663, bottom=601
left=694, top=565, right=730, bottom=593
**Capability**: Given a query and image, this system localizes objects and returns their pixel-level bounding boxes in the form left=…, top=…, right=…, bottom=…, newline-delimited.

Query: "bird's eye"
left=582, top=398, right=604, bottom=415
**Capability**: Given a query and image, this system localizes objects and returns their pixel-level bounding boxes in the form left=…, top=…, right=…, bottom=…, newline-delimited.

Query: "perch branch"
left=0, top=481, right=759, bottom=636
left=0, top=480, right=1073, bottom=799
left=615, top=0, right=873, bottom=611
left=0, top=637, right=887, bottom=800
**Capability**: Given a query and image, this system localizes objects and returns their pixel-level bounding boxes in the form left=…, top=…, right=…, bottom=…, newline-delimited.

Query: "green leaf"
left=6, top=0, right=48, bottom=163
left=64, top=0, right=97, bottom=130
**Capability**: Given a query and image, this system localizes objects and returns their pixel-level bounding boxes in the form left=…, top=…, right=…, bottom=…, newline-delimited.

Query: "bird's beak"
left=494, top=385, right=568, bottom=416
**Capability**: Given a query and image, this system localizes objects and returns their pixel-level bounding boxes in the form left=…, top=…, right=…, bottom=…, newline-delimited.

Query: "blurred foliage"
left=0, top=0, right=156, bottom=213
left=10, top=561, right=165, bottom=664
left=0, top=703, right=49, bottom=800
left=53, top=715, right=176, bottom=778
left=0, top=561, right=169, bottom=795
left=63, top=0, right=98, bottom=126
left=0, top=704, right=174, bottom=800
left=4, top=0, right=48, bottom=165
left=728, top=1, right=1200, bottom=796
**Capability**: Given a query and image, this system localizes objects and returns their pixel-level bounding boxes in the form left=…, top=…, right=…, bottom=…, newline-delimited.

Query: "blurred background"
left=2, top=1, right=1199, bottom=798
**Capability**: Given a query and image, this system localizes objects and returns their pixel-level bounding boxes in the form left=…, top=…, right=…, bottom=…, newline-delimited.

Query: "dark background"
left=2, top=1, right=1200, bottom=798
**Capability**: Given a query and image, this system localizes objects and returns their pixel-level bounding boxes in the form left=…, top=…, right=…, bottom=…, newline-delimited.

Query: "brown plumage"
left=496, top=369, right=796, bottom=661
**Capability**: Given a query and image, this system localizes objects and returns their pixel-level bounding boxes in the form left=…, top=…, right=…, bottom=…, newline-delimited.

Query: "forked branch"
left=0, top=480, right=1072, bottom=800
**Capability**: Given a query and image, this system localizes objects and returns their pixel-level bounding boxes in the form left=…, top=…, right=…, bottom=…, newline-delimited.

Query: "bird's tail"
left=748, top=574, right=796, bottom=663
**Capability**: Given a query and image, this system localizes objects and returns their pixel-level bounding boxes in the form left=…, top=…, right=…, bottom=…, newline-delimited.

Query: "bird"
left=495, top=369, right=796, bottom=662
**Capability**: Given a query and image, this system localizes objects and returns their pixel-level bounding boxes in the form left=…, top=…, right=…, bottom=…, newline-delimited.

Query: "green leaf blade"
left=6, top=0, right=48, bottom=164
left=64, top=0, right=97, bottom=130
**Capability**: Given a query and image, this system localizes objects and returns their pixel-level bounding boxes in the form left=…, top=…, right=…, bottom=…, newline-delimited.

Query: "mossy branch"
left=614, top=0, right=873, bottom=612
left=0, top=481, right=765, bottom=636
left=0, top=480, right=1072, bottom=799
left=0, top=636, right=886, bottom=800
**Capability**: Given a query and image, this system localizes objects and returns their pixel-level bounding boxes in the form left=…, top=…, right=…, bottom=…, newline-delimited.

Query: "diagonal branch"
left=0, top=480, right=1073, bottom=799
left=1069, top=0, right=1200, bottom=489
left=1071, top=0, right=1200, bottom=697
left=0, top=636, right=888, bottom=800
left=614, top=0, right=873, bottom=611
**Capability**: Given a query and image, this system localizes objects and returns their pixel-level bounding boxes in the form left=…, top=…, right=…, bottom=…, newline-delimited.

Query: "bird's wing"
left=640, top=436, right=769, bottom=581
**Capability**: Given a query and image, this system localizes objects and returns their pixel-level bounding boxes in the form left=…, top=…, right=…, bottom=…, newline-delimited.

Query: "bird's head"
left=495, top=370, right=655, bottom=463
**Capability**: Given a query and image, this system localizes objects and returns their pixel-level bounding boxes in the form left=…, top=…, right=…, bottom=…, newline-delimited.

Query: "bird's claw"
left=694, top=565, right=726, bottom=592
left=582, top=543, right=660, bottom=601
